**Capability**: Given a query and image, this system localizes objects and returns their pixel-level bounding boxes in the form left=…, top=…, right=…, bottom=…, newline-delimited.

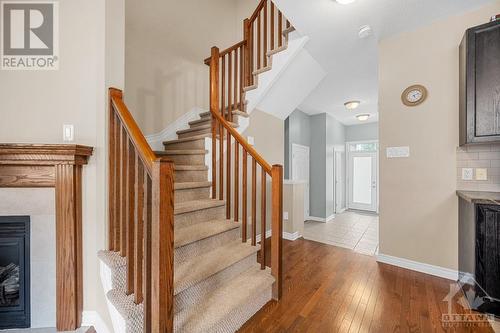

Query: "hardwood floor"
left=241, top=238, right=495, bottom=333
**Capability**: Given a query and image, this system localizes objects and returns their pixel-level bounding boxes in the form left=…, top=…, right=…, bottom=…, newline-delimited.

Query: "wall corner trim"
left=376, top=253, right=458, bottom=281
left=82, top=310, right=110, bottom=333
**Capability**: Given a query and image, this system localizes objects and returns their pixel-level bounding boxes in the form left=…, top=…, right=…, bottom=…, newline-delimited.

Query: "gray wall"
left=285, top=109, right=311, bottom=178
left=345, top=122, right=379, bottom=142
left=310, top=114, right=327, bottom=218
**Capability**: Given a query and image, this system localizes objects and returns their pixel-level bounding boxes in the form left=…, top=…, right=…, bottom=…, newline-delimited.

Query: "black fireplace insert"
left=0, top=216, right=30, bottom=329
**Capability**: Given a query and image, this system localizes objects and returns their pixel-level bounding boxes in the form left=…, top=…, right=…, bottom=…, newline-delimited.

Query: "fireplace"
left=0, top=216, right=30, bottom=329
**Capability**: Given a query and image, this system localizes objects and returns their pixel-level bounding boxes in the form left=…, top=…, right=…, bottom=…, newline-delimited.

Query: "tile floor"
left=303, top=210, right=379, bottom=255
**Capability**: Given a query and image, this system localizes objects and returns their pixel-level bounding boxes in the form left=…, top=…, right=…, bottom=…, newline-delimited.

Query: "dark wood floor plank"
left=238, top=238, right=494, bottom=333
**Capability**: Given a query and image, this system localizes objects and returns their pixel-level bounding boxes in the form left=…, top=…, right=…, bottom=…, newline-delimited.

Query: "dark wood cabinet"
left=460, top=21, right=500, bottom=145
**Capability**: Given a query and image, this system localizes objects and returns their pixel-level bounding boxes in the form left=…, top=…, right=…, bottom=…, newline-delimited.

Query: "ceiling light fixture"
left=356, top=114, right=371, bottom=121
left=344, top=100, right=361, bottom=110
left=335, top=0, right=356, bottom=4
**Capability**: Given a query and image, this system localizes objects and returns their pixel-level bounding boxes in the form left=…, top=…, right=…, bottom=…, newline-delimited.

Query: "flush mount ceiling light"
left=344, top=100, right=361, bottom=110
left=335, top=0, right=356, bottom=4
left=356, top=114, right=371, bottom=121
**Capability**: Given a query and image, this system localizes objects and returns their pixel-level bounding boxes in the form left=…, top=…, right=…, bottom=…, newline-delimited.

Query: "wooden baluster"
left=234, top=142, right=239, bottom=222
left=234, top=48, right=238, bottom=114
left=222, top=55, right=226, bottom=120
left=134, top=158, right=144, bottom=304
left=260, top=166, right=266, bottom=269
left=228, top=51, right=232, bottom=122
left=126, top=141, right=136, bottom=295
left=210, top=47, right=220, bottom=199
left=108, top=102, right=116, bottom=250
left=120, top=129, right=128, bottom=257
left=278, top=11, right=283, bottom=48
left=151, top=159, right=175, bottom=333
left=252, top=158, right=257, bottom=246
left=270, top=2, right=275, bottom=51
left=257, top=12, right=261, bottom=70
left=114, top=118, right=121, bottom=251
left=239, top=45, right=244, bottom=112
left=226, top=132, right=231, bottom=220
left=244, top=19, right=251, bottom=87
left=271, top=165, right=283, bottom=300
left=219, top=123, right=224, bottom=201
left=242, top=150, right=248, bottom=242
left=143, top=175, right=152, bottom=332
left=263, top=1, right=268, bottom=67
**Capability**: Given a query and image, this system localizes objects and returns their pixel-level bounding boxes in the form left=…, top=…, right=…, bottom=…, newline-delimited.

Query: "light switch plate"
left=283, top=212, right=289, bottom=220
left=476, top=168, right=488, bottom=181
left=462, top=168, right=473, bottom=181
left=247, top=136, right=255, bottom=146
left=63, top=124, right=74, bottom=142
left=386, top=146, right=410, bottom=158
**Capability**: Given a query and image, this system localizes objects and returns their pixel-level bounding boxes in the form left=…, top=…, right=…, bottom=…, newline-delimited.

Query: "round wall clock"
left=401, top=84, right=428, bottom=107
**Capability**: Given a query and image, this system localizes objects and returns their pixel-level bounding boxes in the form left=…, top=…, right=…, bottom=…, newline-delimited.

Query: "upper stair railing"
left=206, top=0, right=290, bottom=300
left=108, top=88, right=174, bottom=332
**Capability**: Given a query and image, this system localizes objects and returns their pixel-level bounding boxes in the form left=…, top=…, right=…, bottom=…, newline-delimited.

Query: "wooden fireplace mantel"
left=0, top=144, right=93, bottom=331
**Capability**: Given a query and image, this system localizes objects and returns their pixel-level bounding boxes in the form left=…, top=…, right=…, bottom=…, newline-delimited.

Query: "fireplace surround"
left=0, top=215, right=30, bottom=329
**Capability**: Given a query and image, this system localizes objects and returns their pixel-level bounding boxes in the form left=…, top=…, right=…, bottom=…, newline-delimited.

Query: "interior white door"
left=292, top=144, right=310, bottom=219
left=348, top=151, right=377, bottom=212
left=334, top=151, right=345, bottom=213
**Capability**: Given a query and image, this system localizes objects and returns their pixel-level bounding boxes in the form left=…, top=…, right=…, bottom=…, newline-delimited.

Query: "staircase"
left=99, top=1, right=291, bottom=332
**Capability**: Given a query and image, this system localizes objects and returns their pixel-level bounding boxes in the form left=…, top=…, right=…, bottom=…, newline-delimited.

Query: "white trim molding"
left=306, top=214, right=335, bottom=223
left=145, top=107, right=205, bottom=150
left=82, top=310, right=110, bottom=333
left=283, top=231, right=301, bottom=241
left=376, top=253, right=458, bottom=281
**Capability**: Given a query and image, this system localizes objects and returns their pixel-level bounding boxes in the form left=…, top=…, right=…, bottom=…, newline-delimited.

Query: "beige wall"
left=0, top=0, right=125, bottom=330
left=378, top=2, right=500, bottom=270
left=125, top=0, right=245, bottom=135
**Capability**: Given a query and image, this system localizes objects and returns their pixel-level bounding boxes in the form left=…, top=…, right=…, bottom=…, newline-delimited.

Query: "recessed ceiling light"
left=344, top=100, right=361, bottom=110
left=359, top=25, right=373, bottom=39
left=356, top=114, right=371, bottom=121
left=335, top=0, right=356, bottom=4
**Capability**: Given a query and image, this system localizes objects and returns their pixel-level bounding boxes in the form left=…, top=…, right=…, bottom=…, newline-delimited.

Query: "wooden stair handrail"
left=204, top=40, right=247, bottom=66
left=109, top=88, right=161, bottom=174
left=249, top=0, right=267, bottom=23
left=211, top=107, right=272, bottom=175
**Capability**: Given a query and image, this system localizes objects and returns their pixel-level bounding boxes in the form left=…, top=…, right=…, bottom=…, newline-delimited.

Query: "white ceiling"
left=274, top=0, right=496, bottom=125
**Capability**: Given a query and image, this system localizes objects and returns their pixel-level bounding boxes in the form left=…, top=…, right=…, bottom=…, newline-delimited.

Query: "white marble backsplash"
left=457, top=143, right=500, bottom=192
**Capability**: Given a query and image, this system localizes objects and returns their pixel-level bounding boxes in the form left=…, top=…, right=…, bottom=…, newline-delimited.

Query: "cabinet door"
left=474, top=24, right=500, bottom=138
left=476, top=205, right=500, bottom=300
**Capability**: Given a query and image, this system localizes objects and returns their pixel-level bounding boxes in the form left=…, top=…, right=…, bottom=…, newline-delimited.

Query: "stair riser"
left=165, top=138, right=205, bottom=150
left=163, top=153, right=206, bottom=165
left=175, top=227, right=240, bottom=265
left=177, top=128, right=211, bottom=139
left=175, top=187, right=211, bottom=203
left=175, top=170, right=208, bottom=183
left=200, top=114, right=242, bottom=123
left=189, top=120, right=211, bottom=128
left=174, top=252, right=257, bottom=314
left=175, top=205, right=225, bottom=228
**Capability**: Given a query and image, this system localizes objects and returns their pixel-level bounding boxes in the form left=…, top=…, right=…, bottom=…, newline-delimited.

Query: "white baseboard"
left=255, top=230, right=273, bottom=243
left=283, top=231, right=301, bottom=241
left=82, top=310, right=110, bottom=333
left=306, top=214, right=335, bottom=223
left=376, top=253, right=458, bottom=281
left=145, top=107, right=206, bottom=150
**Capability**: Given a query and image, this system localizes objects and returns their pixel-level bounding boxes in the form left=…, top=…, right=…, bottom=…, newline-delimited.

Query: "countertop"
left=456, top=190, right=500, bottom=205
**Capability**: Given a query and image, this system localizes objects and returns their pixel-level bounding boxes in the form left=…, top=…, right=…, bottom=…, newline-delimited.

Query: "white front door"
left=292, top=144, right=310, bottom=219
left=347, top=142, right=378, bottom=212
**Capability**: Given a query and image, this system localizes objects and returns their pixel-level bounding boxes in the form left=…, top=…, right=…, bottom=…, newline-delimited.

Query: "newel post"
left=271, top=164, right=283, bottom=300
left=150, top=158, right=175, bottom=333
left=210, top=46, right=219, bottom=199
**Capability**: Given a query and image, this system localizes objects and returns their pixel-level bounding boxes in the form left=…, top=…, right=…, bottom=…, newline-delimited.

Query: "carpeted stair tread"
left=176, top=124, right=211, bottom=135
left=175, top=219, right=240, bottom=249
left=156, top=149, right=207, bottom=155
left=163, top=134, right=208, bottom=146
left=174, top=240, right=259, bottom=295
left=98, top=250, right=125, bottom=268
left=174, top=165, right=208, bottom=171
left=175, top=264, right=274, bottom=332
left=189, top=118, right=239, bottom=127
left=198, top=109, right=249, bottom=119
left=174, top=181, right=212, bottom=190
left=175, top=199, right=225, bottom=215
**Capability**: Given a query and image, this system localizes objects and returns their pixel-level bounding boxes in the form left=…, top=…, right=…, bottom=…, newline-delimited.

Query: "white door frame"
left=333, top=147, right=346, bottom=214
left=291, top=143, right=310, bottom=220
left=346, top=140, right=379, bottom=212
